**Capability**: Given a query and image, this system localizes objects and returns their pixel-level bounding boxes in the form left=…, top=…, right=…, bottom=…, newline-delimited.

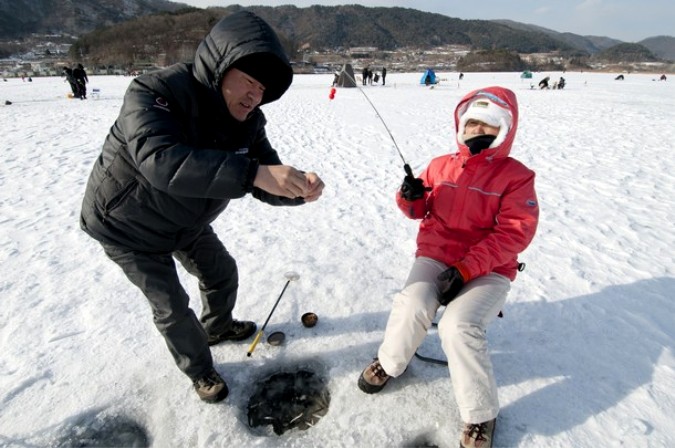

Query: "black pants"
left=76, top=80, right=87, bottom=98
left=102, top=226, right=238, bottom=380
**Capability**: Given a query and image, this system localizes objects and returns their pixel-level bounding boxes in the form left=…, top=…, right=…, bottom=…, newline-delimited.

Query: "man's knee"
left=153, top=306, right=197, bottom=330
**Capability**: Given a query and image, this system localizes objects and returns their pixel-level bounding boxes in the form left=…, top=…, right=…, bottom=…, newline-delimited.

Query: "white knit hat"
left=457, top=96, right=512, bottom=147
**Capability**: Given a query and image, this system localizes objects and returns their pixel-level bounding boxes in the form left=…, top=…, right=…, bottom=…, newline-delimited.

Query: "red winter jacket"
left=396, top=86, right=539, bottom=281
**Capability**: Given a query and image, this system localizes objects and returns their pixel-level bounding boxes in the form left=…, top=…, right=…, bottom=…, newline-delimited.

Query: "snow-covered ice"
left=0, top=71, right=673, bottom=447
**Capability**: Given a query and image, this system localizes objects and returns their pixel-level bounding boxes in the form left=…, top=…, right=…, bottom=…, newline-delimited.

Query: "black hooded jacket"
left=80, top=11, right=299, bottom=252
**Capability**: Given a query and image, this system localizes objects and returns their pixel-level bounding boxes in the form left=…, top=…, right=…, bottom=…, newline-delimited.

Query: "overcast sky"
left=176, top=0, right=673, bottom=42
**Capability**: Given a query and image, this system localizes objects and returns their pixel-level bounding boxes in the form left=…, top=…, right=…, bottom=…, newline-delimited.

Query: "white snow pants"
left=377, top=256, right=510, bottom=423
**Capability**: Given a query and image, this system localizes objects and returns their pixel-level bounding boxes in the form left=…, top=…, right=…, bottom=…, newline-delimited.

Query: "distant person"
left=425, top=74, right=432, bottom=86
left=659, top=74, right=667, bottom=81
left=373, top=72, right=380, bottom=84
left=381, top=67, right=387, bottom=85
left=538, top=76, right=550, bottom=89
left=459, top=72, right=464, bottom=80
left=79, top=11, right=324, bottom=404
left=62, top=67, right=79, bottom=98
left=557, top=77, right=566, bottom=89
left=73, top=63, right=89, bottom=99
left=362, top=67, right=369, bottom=86
left=357, top=86, right=539, bottom=448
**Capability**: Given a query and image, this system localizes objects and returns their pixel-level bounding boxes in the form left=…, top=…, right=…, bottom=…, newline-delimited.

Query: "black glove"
left=400, top=164, right=430, bottom=201
left=401, top=176, right=426, bottom=201
left=437, top=267, right=465, bottom=306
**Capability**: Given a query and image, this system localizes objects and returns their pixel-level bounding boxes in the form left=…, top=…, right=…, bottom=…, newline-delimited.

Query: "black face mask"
left=465, top=134, right=497, bottom=155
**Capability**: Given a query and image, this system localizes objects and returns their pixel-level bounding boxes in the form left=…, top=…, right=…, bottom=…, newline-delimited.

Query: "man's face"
left=220, top=68, right=265, bottom=122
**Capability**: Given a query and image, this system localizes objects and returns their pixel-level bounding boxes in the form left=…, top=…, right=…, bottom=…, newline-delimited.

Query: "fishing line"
left=341, top=71, right=410, bottom=167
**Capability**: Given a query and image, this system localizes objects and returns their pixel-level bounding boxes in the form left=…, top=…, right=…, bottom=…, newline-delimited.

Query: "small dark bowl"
left=301, top=312, right=319, bottom=328
left=267, top=331, right=286, bottom=346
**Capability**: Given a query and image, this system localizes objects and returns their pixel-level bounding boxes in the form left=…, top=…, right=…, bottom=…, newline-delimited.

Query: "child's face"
left=464, top=119, right=500, bottom=137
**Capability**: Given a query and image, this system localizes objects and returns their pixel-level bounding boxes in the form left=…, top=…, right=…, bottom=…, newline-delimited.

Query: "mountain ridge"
left=0, top=1, right=672, bottom=66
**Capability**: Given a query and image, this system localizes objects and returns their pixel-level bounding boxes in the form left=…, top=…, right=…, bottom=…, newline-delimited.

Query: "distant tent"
left=335, top=64, right=356, bottom=87
left=520, top=71, right=533, bottom=79
left=420, top=68, right=437, bottom=85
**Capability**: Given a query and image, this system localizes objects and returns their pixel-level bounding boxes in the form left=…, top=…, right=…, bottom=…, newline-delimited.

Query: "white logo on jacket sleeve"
left=153, top=97, right=170, bottom=112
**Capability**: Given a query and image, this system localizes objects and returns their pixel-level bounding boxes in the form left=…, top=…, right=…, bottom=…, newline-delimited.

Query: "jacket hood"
left=193, top=11, right=293, bottom=105
left=454, top=86, right=519, bottom=161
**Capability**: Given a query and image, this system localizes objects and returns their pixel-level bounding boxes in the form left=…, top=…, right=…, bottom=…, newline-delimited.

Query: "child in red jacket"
left=358, top=86, right=539, bottom=448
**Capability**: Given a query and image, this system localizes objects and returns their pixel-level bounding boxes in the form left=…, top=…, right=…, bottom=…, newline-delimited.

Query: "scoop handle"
left=246, top=331, right=263, bottom=357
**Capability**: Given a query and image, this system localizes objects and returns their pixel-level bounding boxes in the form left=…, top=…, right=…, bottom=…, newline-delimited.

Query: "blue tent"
left=420, top=68, right=437, bottom=85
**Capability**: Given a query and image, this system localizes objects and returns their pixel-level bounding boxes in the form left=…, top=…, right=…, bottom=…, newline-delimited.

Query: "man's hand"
left=253, top=165, right=310, bottom=199
left=253, top=165, right=324, bottom=201
left=302, top=172, right=324, bottom=202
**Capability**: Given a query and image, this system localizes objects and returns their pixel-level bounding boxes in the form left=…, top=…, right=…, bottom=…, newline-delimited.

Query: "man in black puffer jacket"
left=80, top=11, right=324, bottom=403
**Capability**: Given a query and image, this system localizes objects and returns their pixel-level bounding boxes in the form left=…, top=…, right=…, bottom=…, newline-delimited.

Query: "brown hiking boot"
left=357, top=358, right=391, bottom=394
left=207, top=320, right=257, bottom=346
left=460, top=418, right=496, bottom=448
left=193, top=369, right=229, bottom=403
